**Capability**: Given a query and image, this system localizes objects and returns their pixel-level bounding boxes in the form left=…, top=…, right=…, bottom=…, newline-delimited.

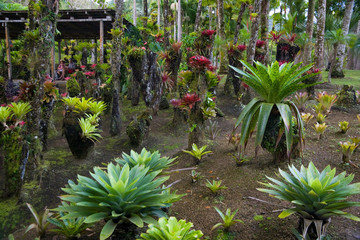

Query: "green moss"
left=105, top=137, right=120, bottom=150
left=43, top=149, right=72, bottom=166
left=0, top=197, right=22, bottom=239
left=122, top=99, right=147, bottom=115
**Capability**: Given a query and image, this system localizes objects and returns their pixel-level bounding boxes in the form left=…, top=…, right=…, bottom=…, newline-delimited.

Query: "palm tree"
left=314, top=0, right=326, bottom=80
left=303, top=0, right=315, bottom=65
left=325, top=29, right=356, bottom=83
left=331, top=0, right=355, bottom=78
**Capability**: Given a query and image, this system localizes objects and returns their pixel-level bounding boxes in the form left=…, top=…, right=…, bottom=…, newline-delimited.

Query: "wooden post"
left=5, top=23, right=12, bottom=80
left=91, top=39, right=97, bottom=63
left=57, top=40, right=61, bottom=63
left=51, top=43, right=55, bottom=80
left=100, top=20, right=104, bottom=64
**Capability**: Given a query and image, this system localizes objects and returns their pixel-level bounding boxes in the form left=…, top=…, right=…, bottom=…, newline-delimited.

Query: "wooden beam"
left=99, top=20, right=104, bottom=64
left=0, top=18, right=112, bottom=23
left=5, top=23, right=12, bottom=80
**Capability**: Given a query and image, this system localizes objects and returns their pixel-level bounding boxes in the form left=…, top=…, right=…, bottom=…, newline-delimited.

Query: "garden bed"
left=3, top=87, right=360, bottom=240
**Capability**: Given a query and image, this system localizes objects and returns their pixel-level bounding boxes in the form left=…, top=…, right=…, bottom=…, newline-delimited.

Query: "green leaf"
left=100, top=220, right=117, bottom=240
left=255, top=103, right=274, bottom=151
left=278, top=208, right=297, bottom=218
left=84, top=212, right=108, bottom=223
left=129, top=214, right=144, bottom=227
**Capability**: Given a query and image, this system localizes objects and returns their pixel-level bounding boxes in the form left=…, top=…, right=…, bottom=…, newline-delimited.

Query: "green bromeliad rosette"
left=230, top=60, right=321, bottom=162
left=56, top=163, right=183, bottom=240
left=258, top=162, right=360, bottom=239
left=138, top=217, right=203, bottom=240
left=61, top=97, right=106, bottom=158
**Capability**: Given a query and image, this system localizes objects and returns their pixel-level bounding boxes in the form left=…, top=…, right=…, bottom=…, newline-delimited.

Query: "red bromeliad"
left=256, top=40, right=266, bottom=48
left=285, top=33, right=296, bottom=43
left=189, top=55, right=212, bottom=71
left=201, top=29, right=216, bottom=38
left=268, top=31, right=282, bottom=43
left=170, top=93, right=201, bottom=110
left=237, top=45, right=247, bottom=51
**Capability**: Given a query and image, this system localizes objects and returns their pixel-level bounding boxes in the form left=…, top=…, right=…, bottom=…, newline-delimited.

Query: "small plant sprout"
left=204, top=120, right=221, bottom=140
left=47, top=202, right=91, bottom=239
left=316, top=112, right=326, bottom=124
left=231, top=147, right=249, bottom=166
left=316, top=91, right=337, bottom=114
left=183, top=143, right=212, bottom=164
left=206, top=180, right=227, bottom=194
left=212, top=207, right=243, bottom=232
left=350, top=136, right=360, bottom=145
left=301, top=113, right=314, bottom=126
left=293, top=92, right=308, bottom=112
left=313, top=103, right=322, bottom=114
left=25, top=203, right=53, bottom=238
left=339, top=141, right=358, bottom=164
left=338, top=121, right=350, bottom=133
left=313, top=122, right=327, bottom=140
left=190, top=170, right=202, bottom=183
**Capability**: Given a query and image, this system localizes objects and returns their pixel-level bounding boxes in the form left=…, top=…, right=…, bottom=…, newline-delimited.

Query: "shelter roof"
left=0, top=9, right=128, bottom=40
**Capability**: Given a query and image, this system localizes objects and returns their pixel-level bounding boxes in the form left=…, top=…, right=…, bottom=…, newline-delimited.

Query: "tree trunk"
left=314, top=0, right=326, bottom=81
left=331, top=0, right=354, bottom=78
left=26, top=0, right=58, bottom=177
left=163, top=0, right=170, bottom=49
left=303, top=0, right=315, bottom=65
left=109, top=0, right=124, bottom=136
left=133, top=0, right=137, bottom=26
left=234, top=2, right=247, bottom=44
left=209, top=7, right=212, bottom=30
left=143, top=0, right=148, bottom=18
left=217, top=0, right=227, bottom=73
left=177, top=0, right=182, bottom=41
left=157, top=0, right=160, bottom=27
left=260, top=0, right=270, bottom=65
left=194, top=0, right=202, bottom=32
left=247, top=0, right=262, bottom=64
left=328, top=45, right=337, bottom=83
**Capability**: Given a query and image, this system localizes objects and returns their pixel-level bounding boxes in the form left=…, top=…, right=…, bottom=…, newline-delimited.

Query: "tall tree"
left=247, top=0, right=262, bottom=64
left=157, top=0, right=161, bottom=26
left=28, top=0, right=58, bottom=164
left=233, top=2, right=247, bottom=44
left=314, top=0, right=326, bottom=80
left=260, top=0, right=270, bottom=64
left=163, top=0, right=170, bottom=48
left=109, top=0, right=124, bottom=136
left=194, top=0, right=203, bottom=31
left=217, top=0, right=226, bottom=72
left=331, top=0, right=355, bottom=78
left=177, top=0, right=182, bottom=41
left=133, top=0, right=136, bottom=26
left=303, top=0, right=315, bottom=65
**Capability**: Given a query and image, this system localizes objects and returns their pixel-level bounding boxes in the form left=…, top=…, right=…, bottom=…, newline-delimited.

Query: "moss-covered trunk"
left=109, top=0, right=124, bottom=136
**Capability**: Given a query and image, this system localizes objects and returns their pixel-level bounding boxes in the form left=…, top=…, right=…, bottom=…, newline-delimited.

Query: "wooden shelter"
left=0, top=9, right=130, bottom=79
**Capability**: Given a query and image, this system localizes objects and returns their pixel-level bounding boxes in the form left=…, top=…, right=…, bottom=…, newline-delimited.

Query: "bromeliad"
left=230, top=61, right=320, bottom=161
